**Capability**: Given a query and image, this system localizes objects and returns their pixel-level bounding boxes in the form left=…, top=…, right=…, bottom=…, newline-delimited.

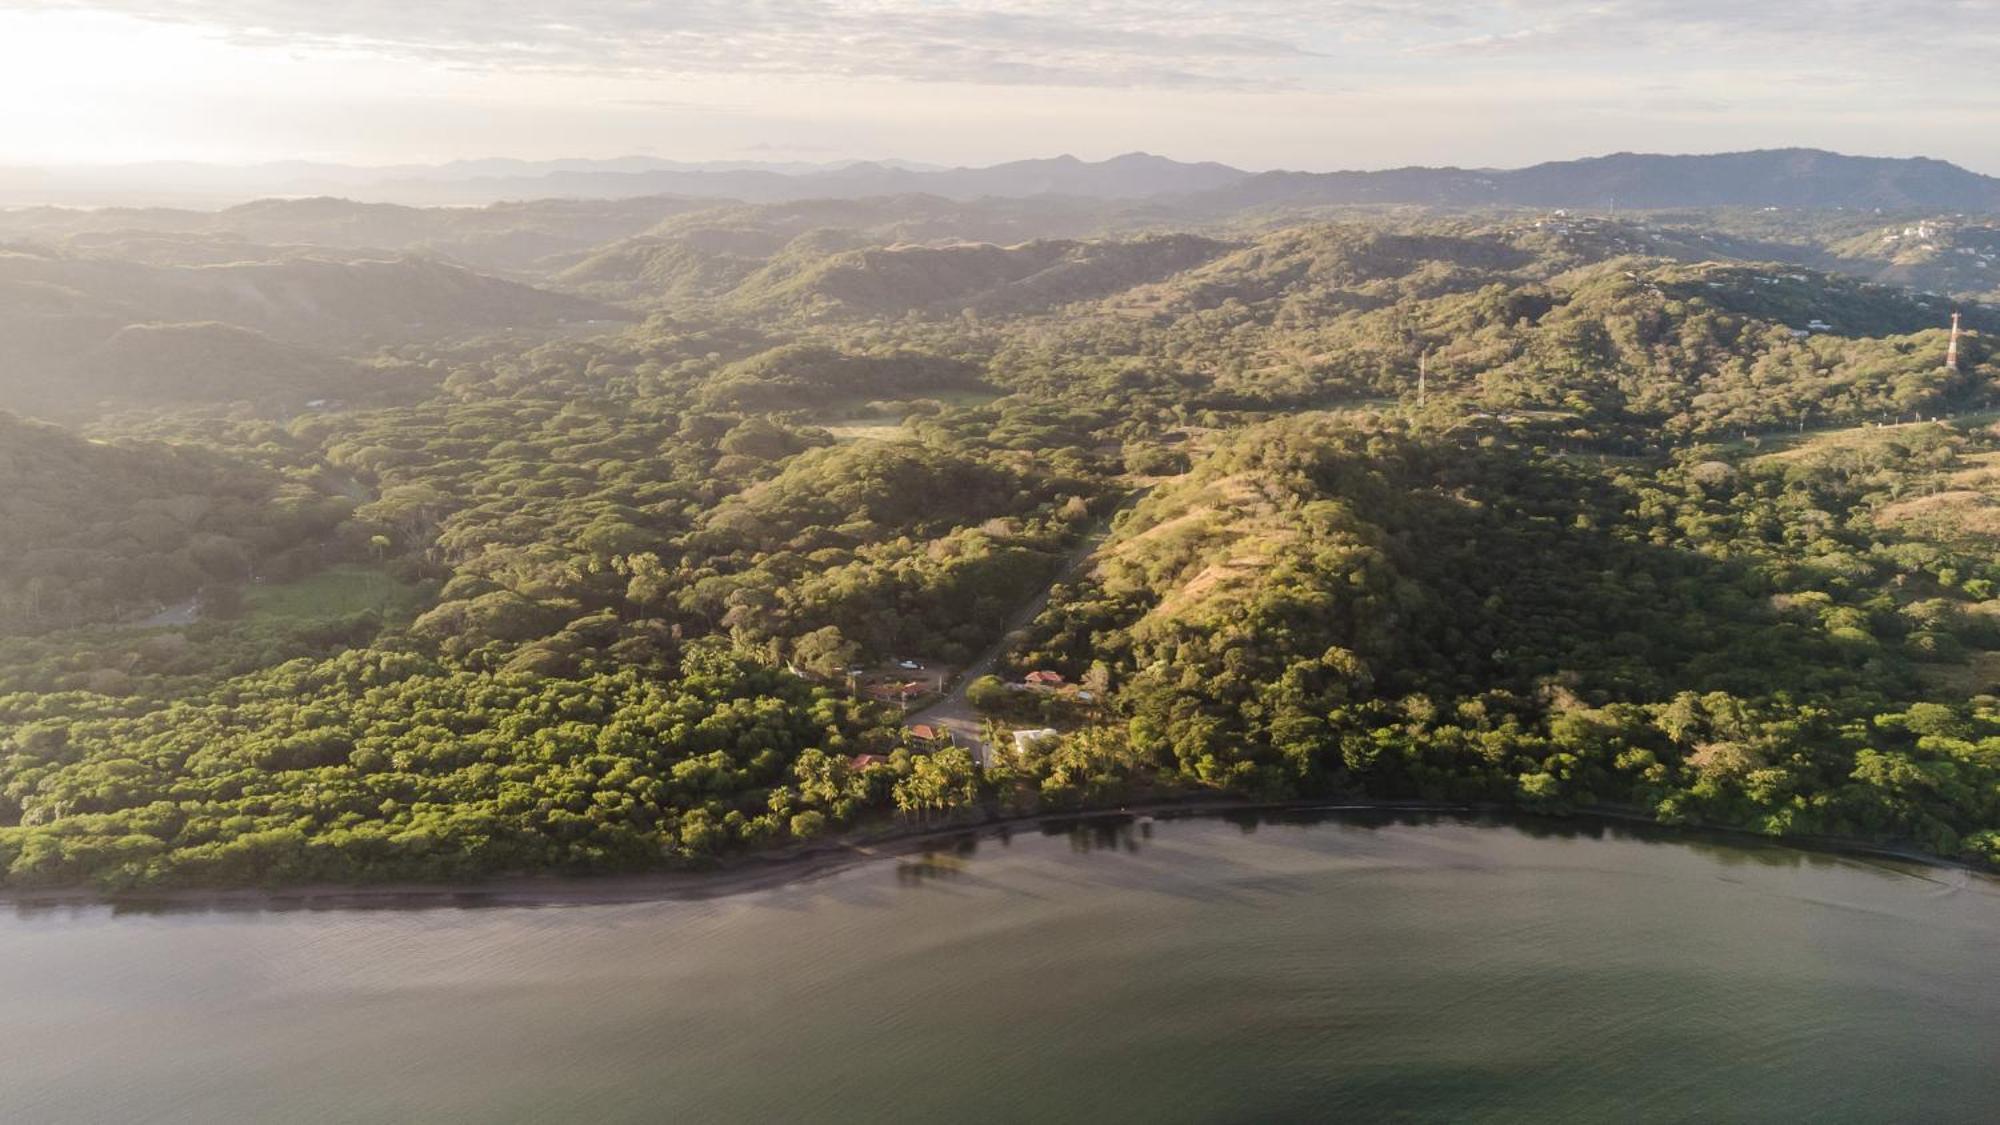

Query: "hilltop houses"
left=863, top=680, right=930, bottom=705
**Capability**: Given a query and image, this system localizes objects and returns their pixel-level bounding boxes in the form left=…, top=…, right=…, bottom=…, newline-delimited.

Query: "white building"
left=1012, top=729, right=1059, bottom=756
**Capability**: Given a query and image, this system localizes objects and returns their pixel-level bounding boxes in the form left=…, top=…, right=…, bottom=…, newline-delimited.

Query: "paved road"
left=905, top=486, right=1151, bottom=764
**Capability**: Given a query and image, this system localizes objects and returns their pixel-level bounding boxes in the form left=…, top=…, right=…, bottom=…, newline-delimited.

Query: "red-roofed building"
left=1024, top=670, right=1066, bottom=689
left=849, top=754, right=889, bottom=770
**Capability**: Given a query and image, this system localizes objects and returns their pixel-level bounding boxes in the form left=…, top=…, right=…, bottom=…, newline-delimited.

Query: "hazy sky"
left=5, top=1, right=1998, bottom=171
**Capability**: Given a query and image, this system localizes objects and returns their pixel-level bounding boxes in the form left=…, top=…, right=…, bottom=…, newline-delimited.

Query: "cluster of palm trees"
left=891, top=747, right=980, bottom=826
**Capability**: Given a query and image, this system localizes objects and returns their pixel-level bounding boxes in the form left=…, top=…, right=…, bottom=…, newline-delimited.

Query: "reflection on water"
left=14, top=809, right=1932, bottom=922
left=0, top=811, right=1992, bottom=1124
left=1045, top=812, right=1151, bottom=854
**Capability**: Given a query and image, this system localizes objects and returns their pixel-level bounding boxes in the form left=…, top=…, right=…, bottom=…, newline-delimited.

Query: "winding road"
left=904, top=485, right=1152, bottom=764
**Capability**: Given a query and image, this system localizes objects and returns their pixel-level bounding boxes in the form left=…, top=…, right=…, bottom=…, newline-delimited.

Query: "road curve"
left=904, top=485, right=1152, bottom=762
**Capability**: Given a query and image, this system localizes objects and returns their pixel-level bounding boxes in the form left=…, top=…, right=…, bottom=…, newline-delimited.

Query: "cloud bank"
left=36, top=0, right=1988, bottom=89
left=6, top=1, right=1997, bottom=169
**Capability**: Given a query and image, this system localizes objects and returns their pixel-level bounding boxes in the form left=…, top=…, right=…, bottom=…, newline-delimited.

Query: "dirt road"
left=904, top=486, right=1150, bottom=763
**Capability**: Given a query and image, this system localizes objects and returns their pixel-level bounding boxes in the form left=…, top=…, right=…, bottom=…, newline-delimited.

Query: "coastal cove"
left=1, top=810, right=1994, bottom=1122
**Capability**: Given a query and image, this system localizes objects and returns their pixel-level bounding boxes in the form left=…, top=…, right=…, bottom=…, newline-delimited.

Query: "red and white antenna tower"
left=1947, top=311, right=1963, bottom=372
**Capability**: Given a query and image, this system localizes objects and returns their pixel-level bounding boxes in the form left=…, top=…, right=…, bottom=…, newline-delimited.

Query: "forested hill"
left=725, top=233, right=1234, bottom=317
left=0, top=244, right=623, bottom=419
left=0, top=197, right=1997, bottom=891
left=0, top=413, right=349, bottom=630
left=0, top=248, right=617, bottom=348
left=527, top=199, right=2000, bottom=316
left=0, top=196, right=710, bottom=274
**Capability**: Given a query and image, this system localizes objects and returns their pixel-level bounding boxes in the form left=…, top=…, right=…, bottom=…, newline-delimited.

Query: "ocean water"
left=0, top=811, right=1993, bottom=1123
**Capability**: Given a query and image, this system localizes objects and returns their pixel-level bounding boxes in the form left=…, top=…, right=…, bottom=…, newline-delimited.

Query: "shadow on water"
left=1016, top=809, right=1334, bottom=906
left=1504, top=810, right=1941, bottom=878
left=12, top=805, right=1968, bottom=919
left=893, top=819, right=1154, bottom=891
left=1045, top=804, right=1963, bottom=891
left=1036, top=813, right=1153, bottom=854
left=1213, top=804, right=1950, bottom=880
left=895, top=833, right=985, bottom=887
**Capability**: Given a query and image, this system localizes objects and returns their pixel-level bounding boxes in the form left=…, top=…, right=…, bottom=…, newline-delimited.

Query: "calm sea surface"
left=1, top=811, right=1995, bottom=1123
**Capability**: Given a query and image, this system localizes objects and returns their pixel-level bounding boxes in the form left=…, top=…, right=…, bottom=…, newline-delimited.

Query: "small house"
left=864, top=680, right=929, bottom=704
left=908, top=724, right=947, bottom=743
left=1024, top=670, right=1066, bottom=689
left=850, top=754, right=889, bottom=769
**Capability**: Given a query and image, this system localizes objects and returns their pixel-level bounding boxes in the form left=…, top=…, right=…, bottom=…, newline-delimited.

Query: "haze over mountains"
left=8, top=149, right=2000, bottom=213
left=4, top=144, right=1998, bottom=425
left=1206, top=150, right=2000, bottom=214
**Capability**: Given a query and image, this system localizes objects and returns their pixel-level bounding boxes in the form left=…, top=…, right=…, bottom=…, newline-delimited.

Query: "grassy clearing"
left=824, top=416, right=912, bottom=443
left=821, top=388, right=1007, bottom=443
left=927, top=387, right=1005, bottom=409
left=1917, top=650, right=2000, bottom=696
left=243, top=564, right=423, bottom=623
left=816, top=386, right=1006, bottom=437
left=1744, top=409, right=2000, bottom=463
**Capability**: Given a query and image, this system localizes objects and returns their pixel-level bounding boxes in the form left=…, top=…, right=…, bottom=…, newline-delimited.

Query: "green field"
left=823, top=416, right=914, bottom=443
left=242, top=565, right=424, bottom=623
left=822, top=388, right=1006, bottom=443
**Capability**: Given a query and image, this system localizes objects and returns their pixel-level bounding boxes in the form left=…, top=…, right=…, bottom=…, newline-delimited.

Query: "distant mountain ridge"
left=1198, top=149, right=2000, bottom=213
left=7, top=148, right=1999, bottom=212
left=367, top=152, right=1253, bottom=205
left=0, top=156, right=942, bottom=207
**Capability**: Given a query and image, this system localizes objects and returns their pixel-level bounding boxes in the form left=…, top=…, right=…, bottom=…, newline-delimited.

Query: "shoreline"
left=1, top=796, right=1986, bottom=914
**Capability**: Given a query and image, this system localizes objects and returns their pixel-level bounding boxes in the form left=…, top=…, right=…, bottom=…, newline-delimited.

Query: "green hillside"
left=0, top=413, right=349, bottom=630
left=2, top=200, right=1998, bottom=890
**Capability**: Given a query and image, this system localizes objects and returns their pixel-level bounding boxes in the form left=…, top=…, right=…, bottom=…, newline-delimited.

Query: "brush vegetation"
left=1, top=193, right=1997, bottom=888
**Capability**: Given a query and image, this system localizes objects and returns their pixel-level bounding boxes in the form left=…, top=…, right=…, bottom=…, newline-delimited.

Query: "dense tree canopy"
left=2, top=204, right=1996, bottom=888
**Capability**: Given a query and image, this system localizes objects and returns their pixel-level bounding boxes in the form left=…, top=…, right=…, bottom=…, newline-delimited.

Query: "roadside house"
left=864, top=680, right=930, bottom=705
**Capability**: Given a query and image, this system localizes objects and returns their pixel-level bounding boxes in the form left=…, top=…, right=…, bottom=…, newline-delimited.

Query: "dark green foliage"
left=3, top=205, right=1997, bottom=888
left=0, top=644, right=872, bottom=887
left=1018, top=414, right=2000, bottom=854
left=0, top=413, right=350, bottom=629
